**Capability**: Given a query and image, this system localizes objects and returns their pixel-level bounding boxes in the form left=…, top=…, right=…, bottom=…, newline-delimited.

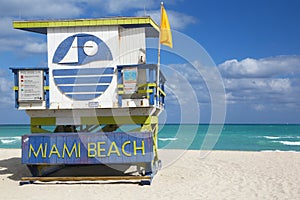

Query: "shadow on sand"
left=0, top=157, right=142, bottom=185
left=0, top=157, right=31, bottom=181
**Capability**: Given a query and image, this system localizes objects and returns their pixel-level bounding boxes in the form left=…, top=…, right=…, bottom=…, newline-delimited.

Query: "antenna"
left=18, top=8, right=21, bottom=19
left=144, top=0, right=146, bottom=16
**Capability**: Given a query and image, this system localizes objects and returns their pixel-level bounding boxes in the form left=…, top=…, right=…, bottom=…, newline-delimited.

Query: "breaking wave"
left=0, top=136, right=21, bottom=145
left=158, top=137, right=178, bottom=142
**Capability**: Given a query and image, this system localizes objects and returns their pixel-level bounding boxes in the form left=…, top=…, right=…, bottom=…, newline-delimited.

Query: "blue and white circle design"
left=53, top=33, right=113, bottom=65
left=53, top=67, right=114, bottom=101
left=52, top=34, right=114, bottom=101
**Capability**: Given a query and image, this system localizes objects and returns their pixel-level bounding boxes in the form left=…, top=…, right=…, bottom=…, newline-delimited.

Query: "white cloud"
left=219, top=55, right=300, bottom=78
left=0, top=17, right=47, bottom=54
left=253, top=104, right=265, bottom=111
left=162, top=65, right=201, bottom=124
left=0, top=29, right=47, bottom=54
left=0, top=70, right=14, bottom=106
left=165, top=61, right=226, bottom=108
left=0, top=0, right=194, bottom=55
left=224, top=78, right=291, bottom=93
left=100, top=0, right=156, bottom=14
left=0, top=0, right=82, bottom=18
left=23, top=41, right=47, bottom=54
left=0, top=1, right=82, bottom=54
left=0, top=18, right=16, bottom=37
left=135, top=10, right=196, bottom=30
left=81, top=0, right=180, bottom=16
left=219, top=55, right=300, bottom=110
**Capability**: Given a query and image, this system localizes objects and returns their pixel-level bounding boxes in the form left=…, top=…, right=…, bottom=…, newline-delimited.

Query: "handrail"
left=157, top=87, right=166, bottom=97
left=118, top=83, right=166, bottom=97
left=138, top=83, right=156, bottom=88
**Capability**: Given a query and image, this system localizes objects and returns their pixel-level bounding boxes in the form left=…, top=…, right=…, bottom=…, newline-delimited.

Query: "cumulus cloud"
left=82, top=0, right=197, bottom=30
left=135, top=10, right=196, bottom=30
left=0, top=69, right=14, bottom=106
left=0, top=33, right=47, bottom=55
left=0, top=0, right=194, bottom=55
left=164, top=60, right=227, bottom=112
left=23, top=41, right=47, bottom=54
left=161, top=64, right=201, bottom=123
left=97, top=0, right=156, bottom=14
left=81, top=0, right=179, bottom=16
left=0, top=1, right=80, bottom=55
left=224, top=78, right=291, bottom=93
left=219, top=55, right=300, bottom=110
left=253, top=104, right=265, bottom=111
left=0, top=0, right=82, bottom=19
left=219, top=55, right=300, bottom=78
left=162, top=60, right=227, bottom=124
left=0, top=1, right=82, bottom=54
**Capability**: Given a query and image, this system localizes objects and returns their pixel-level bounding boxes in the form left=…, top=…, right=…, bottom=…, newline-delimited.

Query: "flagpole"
left=156, top=2, right=163, bottom=106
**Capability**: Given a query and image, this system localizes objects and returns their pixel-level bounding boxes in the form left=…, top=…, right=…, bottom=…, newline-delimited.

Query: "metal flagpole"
left=156, top=2, right=163, bottom=106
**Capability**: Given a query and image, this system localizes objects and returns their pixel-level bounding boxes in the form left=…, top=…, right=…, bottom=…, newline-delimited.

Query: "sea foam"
left=260, top=150, right=299, bottom=153
left=158, top=137, right=178, bottom=141
left=263, top=136, right=281, bottom=140
left=276, top=141, right=300, bottom=146
left=0, top=136, right=21, bottom=144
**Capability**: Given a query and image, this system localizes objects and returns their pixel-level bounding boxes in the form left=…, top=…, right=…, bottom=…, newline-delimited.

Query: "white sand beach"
left=0, top=149, right=299, bottom=200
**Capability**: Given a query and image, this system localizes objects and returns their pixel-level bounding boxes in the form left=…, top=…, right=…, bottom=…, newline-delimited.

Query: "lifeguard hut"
left=11, top=17, right=166, bottom=185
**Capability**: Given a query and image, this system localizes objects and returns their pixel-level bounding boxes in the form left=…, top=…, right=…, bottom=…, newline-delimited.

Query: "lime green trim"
left=117, top=84, right=124, bottom=88
left=138, top=83, right=156, bottom=88
left=118, top=83, right=156, bottom=95
left=129, top=124, right=152, bottom=132
left=158, top=87, right=166, bottom=97
left=153, top=123, right=159, bottom=161
left=118, top=91, right=149, bottom=98
left=13, top=17, right=159, bottom=32
left=81, top=116, right=158, bottom=125
left=138, top=89, right=153, bottom=94
left=31, top=126, right=51, bottom=133
left=13, top=86, right=19, bottom=91
left=31, top=117, right=56, bottom=126
left=150, top=20, right=160, bottom=33
left=118, top=83, right=157, bottom=89
left=44, top=86, right=49, bottom=90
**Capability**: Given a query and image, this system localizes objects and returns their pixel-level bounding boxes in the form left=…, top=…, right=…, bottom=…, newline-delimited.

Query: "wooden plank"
left=21, top=176, right=151, bottom=182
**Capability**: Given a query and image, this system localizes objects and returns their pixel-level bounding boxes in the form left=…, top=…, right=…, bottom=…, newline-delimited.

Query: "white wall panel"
left=119, top=28, right=145, bottom=65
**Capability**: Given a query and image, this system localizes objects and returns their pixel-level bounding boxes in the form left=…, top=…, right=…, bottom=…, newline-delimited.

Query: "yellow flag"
left=160, top=5, right=173, bottom=48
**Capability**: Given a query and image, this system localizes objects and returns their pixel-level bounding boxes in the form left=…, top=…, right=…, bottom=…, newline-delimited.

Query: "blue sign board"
left=22, top=132, right=153, bottom=165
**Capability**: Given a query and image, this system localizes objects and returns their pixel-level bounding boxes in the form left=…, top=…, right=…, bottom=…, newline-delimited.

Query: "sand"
left=0, top=149, right=299, bottom=200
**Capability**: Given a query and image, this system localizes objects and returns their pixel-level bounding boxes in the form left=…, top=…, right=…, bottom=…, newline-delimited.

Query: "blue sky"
left=0, top=0, right=300, bottom=124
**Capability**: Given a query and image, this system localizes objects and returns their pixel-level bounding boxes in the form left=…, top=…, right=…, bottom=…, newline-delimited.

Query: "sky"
left=0, top=0, right=300, bottom=124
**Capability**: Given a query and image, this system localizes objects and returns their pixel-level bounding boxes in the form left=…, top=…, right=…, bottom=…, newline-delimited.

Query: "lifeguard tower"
left=11, top=17, right=166, bottom=185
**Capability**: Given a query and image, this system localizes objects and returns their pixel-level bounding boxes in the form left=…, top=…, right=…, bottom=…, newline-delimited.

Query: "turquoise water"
left=158, top=124, right=300, bottom=151
left=1, top=124, right=300, bottom=151
left=0, top=125, right=30, bottom=149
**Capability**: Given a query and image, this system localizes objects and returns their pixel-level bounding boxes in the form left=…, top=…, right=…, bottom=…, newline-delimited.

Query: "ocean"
left=0, top=124, right=300, bottom=152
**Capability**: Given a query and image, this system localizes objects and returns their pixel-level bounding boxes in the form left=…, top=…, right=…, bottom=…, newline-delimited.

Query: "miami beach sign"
left=22, top=132, right=153, bottom=164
